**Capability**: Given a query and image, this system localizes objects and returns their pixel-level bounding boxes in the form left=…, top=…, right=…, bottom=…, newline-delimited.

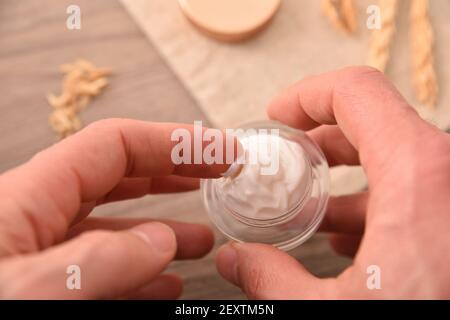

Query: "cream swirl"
left=217, top=133, right=311, bottom=220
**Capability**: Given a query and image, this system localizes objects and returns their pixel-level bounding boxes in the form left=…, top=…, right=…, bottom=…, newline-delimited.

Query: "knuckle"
left=335, top=66, right=385, bottom=93
left=343, top=65, right=384, bottom=82
left=83, top=118, right=123, bottom=137
left=242, top=266, right=275, bottom=299
left=427, top=133, right=450, bottom=152
left=82, top=118, right=129, bottom=156
left=417, top=133, right=450, bottom=166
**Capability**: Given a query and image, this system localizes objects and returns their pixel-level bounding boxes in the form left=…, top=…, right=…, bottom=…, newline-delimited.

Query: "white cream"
left=217, top=133, right=311, bottom=220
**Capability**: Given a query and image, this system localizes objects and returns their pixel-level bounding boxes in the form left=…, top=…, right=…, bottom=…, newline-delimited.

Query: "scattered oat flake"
left=47, top=59, right=111, bottom=139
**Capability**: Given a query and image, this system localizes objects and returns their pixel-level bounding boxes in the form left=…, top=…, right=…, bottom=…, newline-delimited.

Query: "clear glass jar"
left=201, top=120, right=330, bottom=251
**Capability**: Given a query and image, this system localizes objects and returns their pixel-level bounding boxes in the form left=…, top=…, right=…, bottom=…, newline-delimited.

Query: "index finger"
left=267, top=66, right=428, bottom=175
left=0, top=119, right=236, bottom=254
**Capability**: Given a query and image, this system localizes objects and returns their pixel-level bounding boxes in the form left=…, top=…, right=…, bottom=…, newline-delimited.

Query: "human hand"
left=216, top=66, right=450, bottom=299
left=0, top=119, right=231, bottom=299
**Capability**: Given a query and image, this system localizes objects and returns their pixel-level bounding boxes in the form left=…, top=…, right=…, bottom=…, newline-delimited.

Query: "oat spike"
left=367, top=0, right=400, bottom=73
left=410, top=0, right=438, bottom=108
left=47, top=59, right=111, bottom=139
left=322, top=0, right=357, bottom=35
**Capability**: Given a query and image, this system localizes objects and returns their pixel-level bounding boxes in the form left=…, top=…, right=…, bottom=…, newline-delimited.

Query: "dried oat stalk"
left=322, top=0, right=357, bottom=35
left=410, top=0, right=438, bottom=107
left=47, top=59, right=111, bottom=138
left=367, top=0, right=400, bottom=72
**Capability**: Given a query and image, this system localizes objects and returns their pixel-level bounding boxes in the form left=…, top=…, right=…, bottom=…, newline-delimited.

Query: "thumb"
left=0, top=222, right=176, bottom=299
left=216, top=242, right=338, bottom=299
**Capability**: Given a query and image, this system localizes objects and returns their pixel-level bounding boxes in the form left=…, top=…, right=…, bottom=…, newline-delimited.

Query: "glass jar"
left=201, top=120, right=330, bottom=251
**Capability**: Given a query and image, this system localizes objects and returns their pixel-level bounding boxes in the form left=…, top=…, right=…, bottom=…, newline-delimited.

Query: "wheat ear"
left=410, top=0, right=438, bottom=107
left=322, top=0, right=357, bottom=35
left=368, top=0, right=400, bottom=72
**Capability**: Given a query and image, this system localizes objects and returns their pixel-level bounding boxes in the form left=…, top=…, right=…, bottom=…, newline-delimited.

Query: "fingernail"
left=221, top=161, right=244, bottom=178
left=217, top=243, right=239, bottom=285
left=221, top=139, right=245, bottom=178
left=131, top=222, right=176, bottom=254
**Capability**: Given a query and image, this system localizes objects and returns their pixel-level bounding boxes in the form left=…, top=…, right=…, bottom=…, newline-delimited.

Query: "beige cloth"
left=120, top=0, right=450, bottom=195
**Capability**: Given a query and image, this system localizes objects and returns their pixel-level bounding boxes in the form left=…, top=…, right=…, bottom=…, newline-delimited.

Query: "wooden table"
left=0, top=0, right=350, bottom=299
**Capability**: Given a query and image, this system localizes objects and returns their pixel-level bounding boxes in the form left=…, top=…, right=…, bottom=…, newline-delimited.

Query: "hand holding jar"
left=215, top=66, right=450, bottom=299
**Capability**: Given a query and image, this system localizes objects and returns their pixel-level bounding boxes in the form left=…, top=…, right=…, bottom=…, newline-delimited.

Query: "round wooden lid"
left=178, top=0, right=281, bottom=42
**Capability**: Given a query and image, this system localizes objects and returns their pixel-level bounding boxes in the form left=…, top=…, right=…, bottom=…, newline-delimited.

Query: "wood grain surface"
left=0, top=0, right=350, bottom=299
